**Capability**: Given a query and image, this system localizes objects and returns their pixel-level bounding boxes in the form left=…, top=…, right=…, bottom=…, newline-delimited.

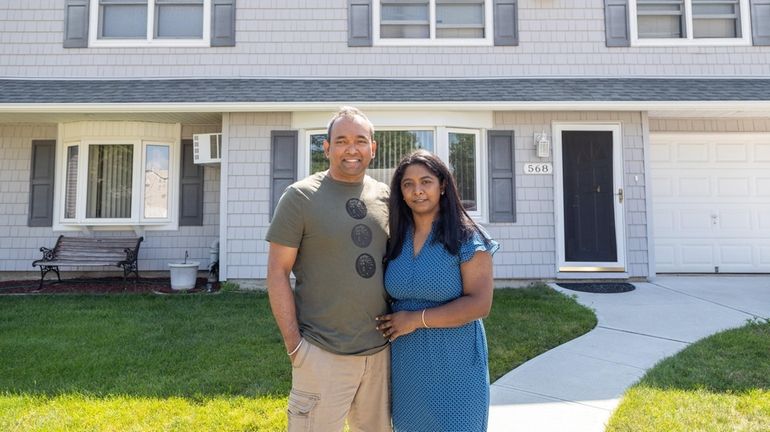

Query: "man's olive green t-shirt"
left=266, top=171, right=390, bottom=356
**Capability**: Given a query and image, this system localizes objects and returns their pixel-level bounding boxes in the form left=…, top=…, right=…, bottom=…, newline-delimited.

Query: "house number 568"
left=524, top=163, right=552, bottom=175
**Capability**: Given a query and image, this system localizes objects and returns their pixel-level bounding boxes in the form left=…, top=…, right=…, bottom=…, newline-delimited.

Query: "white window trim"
left=629, top=0, right=752, bottom=47
left=373, top=0, right=494, bottom=46
left=301, top=126, right=488, bottom=222
left=88, top=0, right=211, bottom=48
left=54, top=134, right=180, bottom=232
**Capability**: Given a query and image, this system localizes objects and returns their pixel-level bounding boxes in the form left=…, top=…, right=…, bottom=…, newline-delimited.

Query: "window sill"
left=631, top=38, right=752, bottom=47
left=373, top=38, right=493, bottom=47
left=54, top=222, right=178, bottom=234
left=88, top=39, right=210, bottom=48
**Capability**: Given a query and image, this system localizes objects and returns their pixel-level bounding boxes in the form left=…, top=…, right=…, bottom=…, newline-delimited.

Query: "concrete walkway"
left=488, top=275, right=770, bottom=432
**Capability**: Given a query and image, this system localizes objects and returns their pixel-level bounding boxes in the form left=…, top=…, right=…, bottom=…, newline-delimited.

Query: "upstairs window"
left=90, top=0, right=211, bottom=47
left=375, top=0, right=493, bottom=45
left=631, top=0, right=750, bottom=45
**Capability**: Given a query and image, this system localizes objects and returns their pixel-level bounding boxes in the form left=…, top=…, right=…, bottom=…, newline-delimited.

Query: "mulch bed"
left=556, top=282, right=636, bottom=294
left=0, top=277, right=218, bottom=295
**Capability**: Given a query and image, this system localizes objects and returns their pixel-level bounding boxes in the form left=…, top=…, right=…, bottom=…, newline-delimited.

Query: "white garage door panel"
left=652, top=134, right=770, bottom=273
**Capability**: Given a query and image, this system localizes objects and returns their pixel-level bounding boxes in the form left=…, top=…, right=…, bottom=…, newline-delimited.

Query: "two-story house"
left=1, top=0, right=769, bottom=286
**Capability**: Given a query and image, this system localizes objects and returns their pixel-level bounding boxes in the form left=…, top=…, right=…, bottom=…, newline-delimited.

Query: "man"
left=266, top=107, right=391, bottom=431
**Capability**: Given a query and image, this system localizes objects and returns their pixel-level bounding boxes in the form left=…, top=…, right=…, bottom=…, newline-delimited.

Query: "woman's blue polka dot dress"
left=385, top=227, right=499, bottom=432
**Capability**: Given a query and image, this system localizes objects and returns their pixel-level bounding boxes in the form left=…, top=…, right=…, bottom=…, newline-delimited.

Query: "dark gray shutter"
left=271, top=131, right=298, bottom=219
left=211, top=0, right=236, bottom=47
left=348, top=0, right=373, bottom=47
left=28, top=140, right=56, bottom=227
left=488, top=131, right=516, bottom=223
left=179, top=139, right=204, bottom=226
left=605, top=0, right=630, bottom=47
left=63, top=0, right=89, bottom=48
left=751, top=0, right=770, bottom=45
left=493, top=0, right=518, bottom=46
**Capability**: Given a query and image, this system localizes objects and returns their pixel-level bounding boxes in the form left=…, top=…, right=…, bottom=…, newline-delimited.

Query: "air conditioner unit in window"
left=193, top=133, right=222, bottom=165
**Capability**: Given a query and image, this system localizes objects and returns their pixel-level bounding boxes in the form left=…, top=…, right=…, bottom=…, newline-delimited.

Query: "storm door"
left=554, top=125, right=626, bottom=273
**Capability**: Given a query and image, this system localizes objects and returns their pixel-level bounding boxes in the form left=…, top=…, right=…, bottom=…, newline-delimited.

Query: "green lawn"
left=0, top=285, right=595, bottom=431
left=606, top=319, right=770, bottom=432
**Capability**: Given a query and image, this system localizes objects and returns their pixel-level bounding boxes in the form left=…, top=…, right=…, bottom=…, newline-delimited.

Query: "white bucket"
left=168, top=262, right=200, bottom=290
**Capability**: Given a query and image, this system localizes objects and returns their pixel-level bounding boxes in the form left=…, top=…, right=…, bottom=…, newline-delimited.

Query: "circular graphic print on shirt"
left=346, top=198, right=368, bottom=219
left=351, top=224, right=373, bottom=248
left=355, top=253, right=376, bottom=278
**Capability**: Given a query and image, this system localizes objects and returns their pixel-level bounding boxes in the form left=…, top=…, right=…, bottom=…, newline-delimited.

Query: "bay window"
left=57, top=122, right=180, bottom=230
left=62, top=141, right=174, bottom=226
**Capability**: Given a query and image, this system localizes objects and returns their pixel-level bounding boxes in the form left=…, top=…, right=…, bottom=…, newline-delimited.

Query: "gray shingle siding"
left=0, top=124, right=59, bottom=271
left=1, top=1, right=769, bottom=79
left=225, top=112, right=292, bottom=281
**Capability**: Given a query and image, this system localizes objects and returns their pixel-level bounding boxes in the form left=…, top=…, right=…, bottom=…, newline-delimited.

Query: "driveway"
left=488, top=275, right=770, bottom=432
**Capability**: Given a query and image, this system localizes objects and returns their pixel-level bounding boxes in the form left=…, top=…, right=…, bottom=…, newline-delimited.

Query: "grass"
left=606, top=319, right=770, bottom=432
left=0, top=285, right=595, bottom=431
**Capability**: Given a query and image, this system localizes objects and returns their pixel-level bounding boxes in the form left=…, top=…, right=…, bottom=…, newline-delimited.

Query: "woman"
left=376, top=149, right=499, bottom=431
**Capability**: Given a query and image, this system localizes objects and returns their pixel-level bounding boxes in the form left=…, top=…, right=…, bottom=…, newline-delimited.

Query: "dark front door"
left=562, top=131, right=617, bottom=262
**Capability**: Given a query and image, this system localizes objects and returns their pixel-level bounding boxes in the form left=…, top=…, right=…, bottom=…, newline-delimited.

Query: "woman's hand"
left=376, top=311, right=421, bottom=342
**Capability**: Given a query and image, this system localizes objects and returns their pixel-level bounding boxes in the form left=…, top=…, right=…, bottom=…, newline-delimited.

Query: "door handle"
left=616, top=188, right=624, bottom=204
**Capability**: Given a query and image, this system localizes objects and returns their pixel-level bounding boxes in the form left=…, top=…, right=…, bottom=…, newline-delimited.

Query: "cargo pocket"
left=287, top=389, right=320, bottom=432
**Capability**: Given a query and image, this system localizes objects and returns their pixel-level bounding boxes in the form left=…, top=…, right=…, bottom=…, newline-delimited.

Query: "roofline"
left=2, top=100, right=770, bottom=113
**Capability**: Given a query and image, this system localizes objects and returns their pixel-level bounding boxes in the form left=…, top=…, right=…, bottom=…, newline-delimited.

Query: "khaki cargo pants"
left=288, top=339, right=391, bottom=432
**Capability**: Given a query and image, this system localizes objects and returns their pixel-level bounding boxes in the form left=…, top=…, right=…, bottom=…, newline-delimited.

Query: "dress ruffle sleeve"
left=459, top=227, right=500, bottom=264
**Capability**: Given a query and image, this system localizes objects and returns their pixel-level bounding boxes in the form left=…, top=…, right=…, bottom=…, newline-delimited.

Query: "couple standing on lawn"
left=266, top=107, right=499, bottom=432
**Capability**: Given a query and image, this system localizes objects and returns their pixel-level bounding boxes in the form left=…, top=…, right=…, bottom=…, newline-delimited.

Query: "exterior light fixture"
left=534, top=131, right=550, bottom=158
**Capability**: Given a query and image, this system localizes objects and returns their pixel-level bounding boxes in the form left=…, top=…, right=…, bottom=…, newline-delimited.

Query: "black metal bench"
left=32, top=235, right=144, bottom=289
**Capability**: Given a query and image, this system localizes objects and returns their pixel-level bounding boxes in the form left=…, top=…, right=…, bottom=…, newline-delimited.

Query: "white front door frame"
left=553, top=122, right=627, bottom=274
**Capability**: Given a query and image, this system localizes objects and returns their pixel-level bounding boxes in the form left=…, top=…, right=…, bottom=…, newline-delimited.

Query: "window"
left=375, top=0, right=493, bottom=45
left=448, top=130, right=478, bottom=211
left=310, top=129, right=434, bottom=184
left=308, top=127, right=483, bottom=216
left=90, top=0, right=210, bottom=46
left=143, top=145, right=170, bottom=219
left=61, top=140, right=175, bottom=227
left=64, top=146, right=79, bottom=219
left=631, top=0, right=749, bottom=44
left=57, top=122, right=180, bottom=230
left=86, top=144, right=134, bottom=219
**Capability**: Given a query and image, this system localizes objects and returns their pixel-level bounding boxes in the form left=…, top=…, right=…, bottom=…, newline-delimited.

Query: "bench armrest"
left=123, top=247, right=139, bottom=264
left=39, top=247, right=55, bottom=262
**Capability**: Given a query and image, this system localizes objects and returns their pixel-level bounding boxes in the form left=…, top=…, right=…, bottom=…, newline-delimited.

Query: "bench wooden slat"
left=42, top=252, right=126, bottom=261
left=58, top=242, right=139, bottom=247
left=36, top=261, right=123, bottom=267
left=55, top=250, right=133, bottom=257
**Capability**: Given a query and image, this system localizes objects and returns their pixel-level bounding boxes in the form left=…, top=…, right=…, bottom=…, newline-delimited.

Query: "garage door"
left=651, top=133, right=770, bottom=273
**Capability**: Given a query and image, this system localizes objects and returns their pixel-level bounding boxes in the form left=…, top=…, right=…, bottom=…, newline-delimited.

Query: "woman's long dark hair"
left=385, top=149, right=489, bottom=262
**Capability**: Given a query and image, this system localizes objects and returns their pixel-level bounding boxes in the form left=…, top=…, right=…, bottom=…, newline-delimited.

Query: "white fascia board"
left=2, top=101, right=770, bottom=113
